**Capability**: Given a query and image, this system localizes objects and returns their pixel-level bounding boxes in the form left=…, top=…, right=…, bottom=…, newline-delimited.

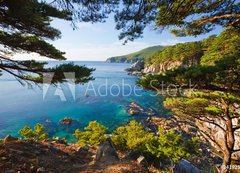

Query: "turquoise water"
left=0, top=61, right=166, bottom=141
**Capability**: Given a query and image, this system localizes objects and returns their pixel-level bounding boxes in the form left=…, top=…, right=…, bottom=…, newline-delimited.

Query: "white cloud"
left=159, top=39, right=184, bottom=46
left=12, top=38, right=185, bottom=61
left=63, top=41, right=155, bottom=61
left=76, top=23, right=103, bottom=33
left=13, top=41, right=155, bottom=61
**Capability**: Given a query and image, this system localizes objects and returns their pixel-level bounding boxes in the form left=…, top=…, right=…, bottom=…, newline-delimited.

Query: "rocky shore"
left=125, top=60, right=185, bottom=76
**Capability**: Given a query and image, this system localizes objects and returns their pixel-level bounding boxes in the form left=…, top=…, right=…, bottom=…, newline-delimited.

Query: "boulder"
left=129, top=102, right=144, bottom=111
left=36, top=167, right=45, bottom=173
left=59, top=117, right=73, bottom=125
left=137, top=155, right=148, bottom=167
left=174, top=159, right=201, bottom=173
left=128, top=108, right=140, bottom=115
left=123, top=150, right=142, bottom=161
left=95, top=138, right=119, bottom=165
left=4, top=135, right=18, bottom=143
left=130, top=71, right=142, bottom=76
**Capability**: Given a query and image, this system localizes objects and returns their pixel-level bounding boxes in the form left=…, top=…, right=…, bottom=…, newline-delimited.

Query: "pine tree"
left=0, top=0, right=94, bottom=84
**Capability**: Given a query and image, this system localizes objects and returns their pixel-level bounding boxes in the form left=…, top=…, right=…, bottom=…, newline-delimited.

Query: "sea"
left=0, top=61, right=167, bottom=141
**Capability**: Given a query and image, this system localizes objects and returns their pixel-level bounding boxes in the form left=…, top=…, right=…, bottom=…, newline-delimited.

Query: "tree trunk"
left=221, top=151, right=231, bottom=173
left=220, top=119, right=235, bottom=173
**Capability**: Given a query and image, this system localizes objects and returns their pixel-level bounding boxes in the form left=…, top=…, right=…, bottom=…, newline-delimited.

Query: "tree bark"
left=220, top=118, right=235, bottom=173
left=221, top=151, right=231, bottom=173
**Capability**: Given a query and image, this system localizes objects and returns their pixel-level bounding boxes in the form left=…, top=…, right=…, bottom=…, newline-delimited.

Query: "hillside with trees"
left=106, top=46, right=164, bottom=63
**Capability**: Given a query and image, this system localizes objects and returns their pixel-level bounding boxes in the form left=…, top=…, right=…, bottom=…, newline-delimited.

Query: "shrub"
left=146, top=127, right=199, bottom=163
left=111, top=120, right=154, bottom=151
left=73, top=121, right=108, bottom=146
left=18, top=123, right=48, bottom=140
left=111, top=120, right=198, bottom=164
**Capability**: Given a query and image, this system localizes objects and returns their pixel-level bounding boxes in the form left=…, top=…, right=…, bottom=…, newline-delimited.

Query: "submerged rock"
left=45, top=119, right=52, bottom=124
left=128, top=108, right=140, bottom=115
left=59, top=117, right=73, bottom=125
left=127, top=102, right=157, bottom=116
left=129, top=102, right=144, bottom=111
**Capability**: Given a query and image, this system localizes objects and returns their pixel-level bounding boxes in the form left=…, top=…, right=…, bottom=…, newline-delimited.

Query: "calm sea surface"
left=0, top=61, right=166, bottom=141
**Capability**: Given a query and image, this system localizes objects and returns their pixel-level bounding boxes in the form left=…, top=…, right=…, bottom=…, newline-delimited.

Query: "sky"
left=14, top=15, right=223, bottom=61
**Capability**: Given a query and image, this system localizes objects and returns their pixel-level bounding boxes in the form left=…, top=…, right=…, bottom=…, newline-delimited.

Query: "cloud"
left=76, top=23, right=103, bottom=33
left=12, top=41, right=154, bottom=61
left=12, top=39, right=184, bottom=61
left=62, top=41, right=155, bottom=61
left=159, top=39, right=184, bottom=46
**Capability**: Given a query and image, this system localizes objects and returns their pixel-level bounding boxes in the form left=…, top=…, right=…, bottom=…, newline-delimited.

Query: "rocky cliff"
left=143, top=61, right=183, bottom=74
left=126, top=61, right=145, bottom=72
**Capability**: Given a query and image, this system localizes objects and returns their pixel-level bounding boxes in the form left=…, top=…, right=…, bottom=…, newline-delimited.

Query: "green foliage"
left=111, top=120, right=154, bottom=151
left=201, top=28, right=240, bottom=65
left=164, top=91, right=240, bottom=121
left=107, top=46, right=164, bottom=63
left=111, top=120, right=198, bottom=162
left=143, top=28, right=240, bottom=91
left=164, top=91, right=240, bottom=169
left=149, top=41, right=203, bottom=65
left=0, top=0, right=70, bottom=59
left=50, top=63, right=95, bottom=84
left=138, top=51, right=240, bottom=92
left=0, top=139, right=3, bottom=143
left=41, top=0, right=239, bottom=42
left=73, top=121, right=108, bottom=146
left=146, top=127, right=198, bottom=162
left=18, top=124, right=48, bottom=141
left=0, top=0, right=94, bottom=85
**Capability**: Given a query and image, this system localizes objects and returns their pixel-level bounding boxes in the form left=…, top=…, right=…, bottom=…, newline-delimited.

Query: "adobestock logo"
left=43, top=72, right=76, bottom=101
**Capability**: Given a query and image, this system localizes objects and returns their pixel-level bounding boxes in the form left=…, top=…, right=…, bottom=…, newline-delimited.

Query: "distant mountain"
left=106, top=45, right=164, bottom=63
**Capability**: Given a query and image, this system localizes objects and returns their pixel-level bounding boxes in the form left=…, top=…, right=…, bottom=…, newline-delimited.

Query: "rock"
left=59, top=117, right=73, bottom=125
left=129, top=102, right=144, bottom=111
left=126, top=60, right=145, bottom=71
left=128, top=108, right=140, bottom=115
left=84, top=94, right=90, bottom=97
left=52, top=138, right=68, bottom=145
left=76, top=146, right=89, bottom=155
left=146, top=108, right=156, bottom=116
left=127, top=102, right=155, bottom=116
left=130, top=71, right=142, bottom=76
left=36, top=167, right=45, bottom=173
left=174, top=159, right=201, bottom=173
left=95, top=138, right=119, bottom=165
left=123, top=150, right=142, bottom=161
left=45, top=119, right=52, bottom=124
left=4, top=135, right=18, bottom=143
left=137, top=155, right=148, bottom=167
left=143, top=61, right=183, bottom=74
